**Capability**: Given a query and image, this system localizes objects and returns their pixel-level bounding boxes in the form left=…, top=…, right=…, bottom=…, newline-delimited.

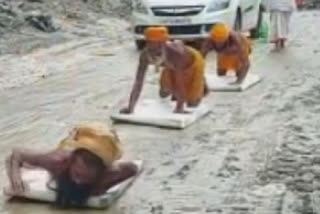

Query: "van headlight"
left=206, top=0, right=230, bottom=12
left=133, top=0, right=149, bottom=14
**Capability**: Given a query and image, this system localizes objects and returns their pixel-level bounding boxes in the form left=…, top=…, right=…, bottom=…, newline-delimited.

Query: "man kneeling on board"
left=5, top=122, right=138, bottom=208
left=201, top=23, right=252, bottom=84
left=121, top=26, right=208, bottom=114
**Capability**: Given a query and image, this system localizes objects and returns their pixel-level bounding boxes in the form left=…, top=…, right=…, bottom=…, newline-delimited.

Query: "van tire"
left=135, top=40, right=145, bottom=50
left=250, top=6, right=263, bottom=39
left=234, top=10, right=242, bottom=32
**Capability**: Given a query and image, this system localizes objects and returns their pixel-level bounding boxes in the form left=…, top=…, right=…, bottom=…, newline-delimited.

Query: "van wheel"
left=233, top=10, right=242, bottom=32
left=250, top=6, right=263, bottom=39
left=135, top=40, right=145, bottom=50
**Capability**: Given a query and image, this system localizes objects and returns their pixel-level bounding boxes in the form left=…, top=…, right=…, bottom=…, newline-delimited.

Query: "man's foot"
left=187, top=100, right=201, bottom=108
left=120, top=107, right=133, bottom=114
left=217, top=69, right=227, bottom=76
left=230, top=81, right=241, bottom=85
left=271, top=41, right=281, bottom=52
left=174, top=107, right=189, bottom=114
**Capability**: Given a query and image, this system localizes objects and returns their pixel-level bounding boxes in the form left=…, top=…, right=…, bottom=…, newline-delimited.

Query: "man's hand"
left=120, top=107, right=133, bottom=114
left=5, top=153, right=25, bottom=195
left=173, top=103, right=189, bottom=114
left=9, top=174, right=25, bottom=196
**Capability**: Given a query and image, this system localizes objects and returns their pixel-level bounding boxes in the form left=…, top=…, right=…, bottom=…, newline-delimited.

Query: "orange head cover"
left=144, top=26, right=169, bottom=42
left=210, top=23, right=230, bottom=43
left=59, top=122, right=123, bottom=164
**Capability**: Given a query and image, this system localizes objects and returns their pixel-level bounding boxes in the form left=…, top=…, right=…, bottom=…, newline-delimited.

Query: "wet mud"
left=0, top=11, right=319, bottom=214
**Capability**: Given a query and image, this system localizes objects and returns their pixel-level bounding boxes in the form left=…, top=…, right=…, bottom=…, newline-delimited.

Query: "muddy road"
left=0, top=11, right=319, bottom=214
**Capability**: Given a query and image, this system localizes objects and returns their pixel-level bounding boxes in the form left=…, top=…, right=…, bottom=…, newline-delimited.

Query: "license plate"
left=162, top=18, right=192, bottom=25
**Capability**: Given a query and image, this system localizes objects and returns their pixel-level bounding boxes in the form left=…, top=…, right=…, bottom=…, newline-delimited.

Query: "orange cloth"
left=59, top=122, right=122, bottom=164
left=144, top=27, right=169, bottom=42
left=210, top=23, right=230, bottom=43
left=160, top=47, right=205, bottom=103
left=217, top=34, right=252, bottom=72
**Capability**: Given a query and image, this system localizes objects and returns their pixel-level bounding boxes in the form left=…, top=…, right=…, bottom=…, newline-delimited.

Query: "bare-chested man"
left=201, top=23, right=252, bottom=84
left=120, top=26, right=208, bottom=114
left=5, top=122, right=138, bottom=208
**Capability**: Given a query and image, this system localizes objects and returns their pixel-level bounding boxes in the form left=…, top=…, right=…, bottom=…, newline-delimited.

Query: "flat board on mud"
left=206, top=73, right=261, bottom=92
left=4, top=161, right=143, bottom=209
left=111, top=99, right=210, bottom=129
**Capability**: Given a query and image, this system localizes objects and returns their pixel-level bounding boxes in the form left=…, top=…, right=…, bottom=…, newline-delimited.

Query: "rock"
left=295, top=182, right=313, bottom=192
left=150, top=204, right=163, bottom=214
left=175, top=164, right=190, bottom=180
left=25, top=11, right=59, bottom=32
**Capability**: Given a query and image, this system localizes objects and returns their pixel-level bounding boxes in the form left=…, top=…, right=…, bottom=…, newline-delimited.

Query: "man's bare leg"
left=92, top=162, right=138, bottom=195
left=235, top=69, right=248, bottom=84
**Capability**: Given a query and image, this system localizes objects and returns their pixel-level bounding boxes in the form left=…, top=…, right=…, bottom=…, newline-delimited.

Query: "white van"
left=131, top=0, right=264, bottom=49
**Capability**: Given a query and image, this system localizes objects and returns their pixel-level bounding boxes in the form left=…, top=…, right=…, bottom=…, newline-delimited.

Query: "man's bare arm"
left=200, top=39, right=213, bottom=58
left=172, top=70, right=187, bottom=113
left=121, top=51, right=149, bottom=113
left=5, top=149, right=67, bottom=193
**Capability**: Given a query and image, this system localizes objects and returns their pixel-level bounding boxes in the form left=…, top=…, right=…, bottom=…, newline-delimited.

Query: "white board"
left=206, top=73, right=261, bottom=92
left=4, top=160, right=143, bottom=209
left=111, top=99, right=210, bottom=129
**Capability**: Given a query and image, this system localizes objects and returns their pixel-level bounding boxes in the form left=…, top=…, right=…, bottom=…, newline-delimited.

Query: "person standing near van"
left=266, top=0, right=296, bottom=51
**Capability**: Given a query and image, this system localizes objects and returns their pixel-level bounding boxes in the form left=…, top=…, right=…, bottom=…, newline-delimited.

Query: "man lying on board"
left=5, top=122, right=138, bottom=208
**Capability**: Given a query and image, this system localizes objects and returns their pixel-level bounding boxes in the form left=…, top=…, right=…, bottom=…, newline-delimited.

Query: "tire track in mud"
left=196, top=11, right=320, bottom=214
left=247, top=12, right=320, bottom=213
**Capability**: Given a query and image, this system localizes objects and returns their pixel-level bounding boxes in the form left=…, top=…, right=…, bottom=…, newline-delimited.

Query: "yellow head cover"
left=59, top=122, right=123, bottom=164
left=210, top=23, right=230, bottom=43
left=144, top=26, right=169, bottom=42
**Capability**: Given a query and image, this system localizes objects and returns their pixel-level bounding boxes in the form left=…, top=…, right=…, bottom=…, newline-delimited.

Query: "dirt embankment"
left=0, top=0, right=133, bottom=55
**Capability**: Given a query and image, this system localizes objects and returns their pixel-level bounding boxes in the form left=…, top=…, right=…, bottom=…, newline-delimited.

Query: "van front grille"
left=151, top=6, right=204, bottom=17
